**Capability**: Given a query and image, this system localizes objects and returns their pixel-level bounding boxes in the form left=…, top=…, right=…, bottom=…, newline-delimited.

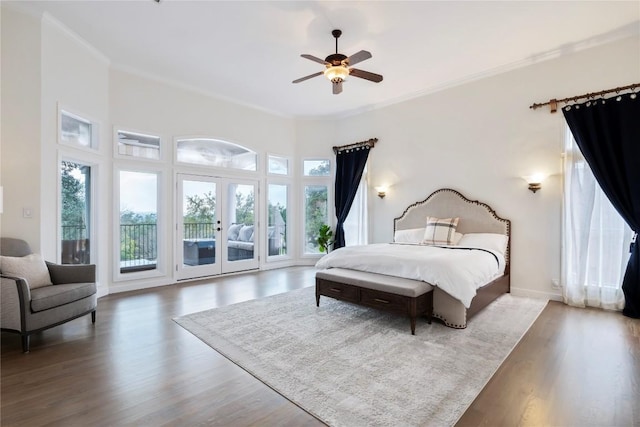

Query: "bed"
left=315, top=188, right=511, bottom=329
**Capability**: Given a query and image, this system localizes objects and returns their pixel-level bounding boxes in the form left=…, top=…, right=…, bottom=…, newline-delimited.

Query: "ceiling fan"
left=293, top=29, right=383, bottom=94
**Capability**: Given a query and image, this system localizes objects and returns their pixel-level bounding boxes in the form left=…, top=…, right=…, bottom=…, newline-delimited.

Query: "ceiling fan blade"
left=344, top=50, right=372, bottom=66
left=333, top=81, right=343, bottom=95
left=301, top=54, right=329, bottom=65
left=292, top=71, right=324, bottom=84
left=349, top=68, right=383, bottom=83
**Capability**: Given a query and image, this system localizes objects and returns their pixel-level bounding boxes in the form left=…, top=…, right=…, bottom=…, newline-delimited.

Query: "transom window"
left=268, top=155, right=289, bottom=175
left=176, top=138, right=257, bottom=171
left=117, top=130, right=161, bottom=160
left=303, top=159, right=330, bottom=176
left=59, top=109, right=98, bottom=150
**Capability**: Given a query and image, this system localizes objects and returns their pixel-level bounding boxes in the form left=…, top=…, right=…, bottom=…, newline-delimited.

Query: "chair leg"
left=22, top=334, right=30, bottom=353
left=91, top=310, right=96, bottom=324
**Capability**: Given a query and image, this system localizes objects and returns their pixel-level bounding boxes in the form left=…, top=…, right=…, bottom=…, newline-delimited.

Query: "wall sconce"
left=375, top=186, right=387, bottom=199
left=523, top=174, right=546, bottom=193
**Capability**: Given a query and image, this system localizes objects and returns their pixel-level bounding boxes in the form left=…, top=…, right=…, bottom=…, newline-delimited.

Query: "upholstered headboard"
left=393, top=188, right=511, bottom=267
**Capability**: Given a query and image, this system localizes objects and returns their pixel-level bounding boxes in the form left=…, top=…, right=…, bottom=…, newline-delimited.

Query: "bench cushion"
left=316, top=268, right=433, bottom=298
left=30, top=282, right=97, bottom=313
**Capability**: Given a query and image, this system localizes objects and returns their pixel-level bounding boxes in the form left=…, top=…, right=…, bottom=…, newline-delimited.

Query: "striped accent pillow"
left=422, top=216, right=460, bottom=245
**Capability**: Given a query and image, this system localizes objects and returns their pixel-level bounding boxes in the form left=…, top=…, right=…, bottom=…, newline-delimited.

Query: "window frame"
left=267, top=153, right=291, bottom=177
left=113, top=126, right=164, bottom=163
left=301, top=179, right=332, bottom=257
left=302, top=158, right=331, bottom=177
left=57, top=153, right=99, bottom=268
left=113, top=164, right=166, bottom=282
left=173, top=136, right=260, bottom=174
left=266, top=179, right=292, bottom=261
left=57, top=104, right=100, bottom=152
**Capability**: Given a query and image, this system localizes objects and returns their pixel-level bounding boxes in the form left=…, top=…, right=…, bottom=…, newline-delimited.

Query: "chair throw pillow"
left=422, top=216, right=460, bottom=245
left=0, top=254, right=53, bottom=289
left=238, top=225, right=255, bottom=242
left=227, top=223, right=244, bottom=241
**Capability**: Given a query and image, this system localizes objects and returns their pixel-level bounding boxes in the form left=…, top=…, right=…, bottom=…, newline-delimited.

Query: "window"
left=116, top=130, right=161, bottom=160
left=562, top=127, right=633, bottom=309
left=176, top=138, right=257, bottom=171
left=268, top=184, right=288, bottom=257
left=304, top=184, right=328, bottom=254
left=118, top=170, right=159, bottom=274
left=343, top=167, right=368, bottom=246
left=268, top=155, right=289, bottom=175
left=60, top=161, right=91, bottom=264
left=303, top=159, right=330, bottom=176
left=59, top=109, right=98, bottom=150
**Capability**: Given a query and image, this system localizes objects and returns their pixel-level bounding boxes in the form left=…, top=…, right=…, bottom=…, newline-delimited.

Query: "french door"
left=176, top=174, right=259, bottom=280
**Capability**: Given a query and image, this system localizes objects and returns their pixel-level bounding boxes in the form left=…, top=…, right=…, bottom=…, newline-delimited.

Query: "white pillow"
left=227, top=223, right=244, bottom=241
left=422, top=216, right=459, bottom=245
left=238, top=225, right=254, bottom=242
left=393, top=228, right=425, bottom=244
left=0, top=254, right=53, bottom=289
left=457, top=233, right=508, bottom=255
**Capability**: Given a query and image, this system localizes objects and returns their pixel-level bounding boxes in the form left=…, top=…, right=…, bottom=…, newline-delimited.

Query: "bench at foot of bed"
left=315, top=268, right=434, bottom=335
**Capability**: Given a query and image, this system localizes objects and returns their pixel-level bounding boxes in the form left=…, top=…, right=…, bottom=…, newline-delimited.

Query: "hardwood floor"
left=2, top=266, right=639, bottom=426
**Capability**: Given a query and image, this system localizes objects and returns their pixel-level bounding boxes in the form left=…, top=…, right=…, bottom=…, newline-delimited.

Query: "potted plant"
left=317, top=224, right=334, bottom=253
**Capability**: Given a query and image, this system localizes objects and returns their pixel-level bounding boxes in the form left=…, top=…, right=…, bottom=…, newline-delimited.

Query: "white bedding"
left=315, top=243, right=505, bottom=308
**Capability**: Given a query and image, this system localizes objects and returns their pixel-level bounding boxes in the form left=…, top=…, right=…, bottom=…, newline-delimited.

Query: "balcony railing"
left=183, top=222, right=215, bottom=240
left=61, top=225, right=89, bottom=265
left=64, top=222, right=272, bottom=273
left=120, top=223, right=158, bottom=273
left=119, top=222, right=215, bottom=273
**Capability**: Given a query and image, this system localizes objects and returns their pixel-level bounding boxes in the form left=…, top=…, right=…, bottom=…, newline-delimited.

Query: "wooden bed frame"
left=316, top=188, right=511, bottom=329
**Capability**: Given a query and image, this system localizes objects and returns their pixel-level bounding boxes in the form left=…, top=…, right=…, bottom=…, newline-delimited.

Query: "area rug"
left=174, top=286, right=547, bottom=427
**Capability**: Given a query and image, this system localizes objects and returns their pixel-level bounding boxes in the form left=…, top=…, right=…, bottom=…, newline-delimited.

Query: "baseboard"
left=107, top=279, right=174, bottom=295
left=510, top=286, right=563, bottom=302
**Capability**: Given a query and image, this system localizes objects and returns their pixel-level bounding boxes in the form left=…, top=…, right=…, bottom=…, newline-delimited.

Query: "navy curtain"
left=334, top=146, right=370, bottom=249
left=562, top=92, right=640, bottom=318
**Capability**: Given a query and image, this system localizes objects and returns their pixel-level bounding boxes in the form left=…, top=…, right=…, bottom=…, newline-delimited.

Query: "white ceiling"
left=9, top=1, right=640, bottom=118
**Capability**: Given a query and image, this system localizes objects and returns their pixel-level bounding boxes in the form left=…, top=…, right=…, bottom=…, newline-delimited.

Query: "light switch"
left=23, top=207, right=33, bottom=218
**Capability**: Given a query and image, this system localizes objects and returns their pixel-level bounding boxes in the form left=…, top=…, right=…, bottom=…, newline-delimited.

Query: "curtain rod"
left=529, top=82, right=639, bottom=113
left=333, top=138, right=378, bottom=154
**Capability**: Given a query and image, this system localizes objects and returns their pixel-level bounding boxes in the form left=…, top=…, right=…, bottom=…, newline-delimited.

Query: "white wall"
left=299, top=36, right=640, bottom=300
left=1, top=7, right=42, bottom=247
left=38, top=14, right=111, bottom=295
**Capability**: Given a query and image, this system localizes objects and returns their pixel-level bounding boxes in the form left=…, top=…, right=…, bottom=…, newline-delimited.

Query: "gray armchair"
left=0, top=237, right=97, bottom=352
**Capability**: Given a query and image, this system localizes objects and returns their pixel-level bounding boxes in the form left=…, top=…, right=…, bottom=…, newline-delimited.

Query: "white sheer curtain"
left=562, top=127, right=633, bottom=310
left=343, top=167, right=368, bottom=246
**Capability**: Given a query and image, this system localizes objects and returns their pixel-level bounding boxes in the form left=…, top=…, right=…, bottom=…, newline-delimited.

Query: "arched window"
left=176, top=138, right=257, bottom=171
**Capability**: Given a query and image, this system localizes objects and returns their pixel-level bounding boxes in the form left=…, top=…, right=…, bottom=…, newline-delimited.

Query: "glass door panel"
left=176, top=174, right=221, bottom=280
left=222, top=180, right=259, bottom=273
left=268, top=184, right=288, bottom=257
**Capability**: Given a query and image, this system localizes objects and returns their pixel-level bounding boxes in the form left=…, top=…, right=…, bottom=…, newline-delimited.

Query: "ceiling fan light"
left=324, top=66, right=349, bottom=82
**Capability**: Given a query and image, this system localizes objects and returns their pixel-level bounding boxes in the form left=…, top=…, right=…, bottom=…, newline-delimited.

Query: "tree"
left=184, top=191, right=216, bottom=223
left=305, top=186, right=328, bottom=251
left=308, top=161, right=330, bottom=176
left=235, top=191, right=255, bottom=225
left=61, top=161, right=87, bottom=240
